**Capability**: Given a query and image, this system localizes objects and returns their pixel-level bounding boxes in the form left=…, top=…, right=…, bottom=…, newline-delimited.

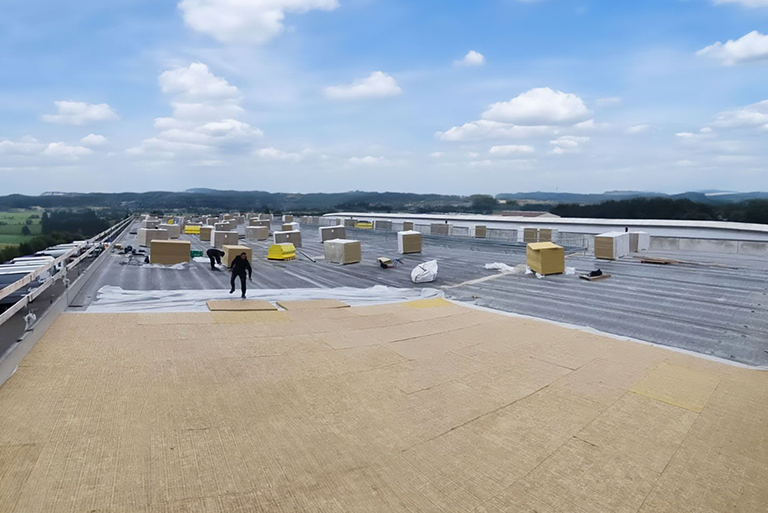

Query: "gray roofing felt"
left=71, top=220, right=768, bottom=366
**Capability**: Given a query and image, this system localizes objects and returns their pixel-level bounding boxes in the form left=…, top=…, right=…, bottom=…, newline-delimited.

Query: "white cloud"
left=430, top=151, right=445, bottom=158
left=42, top=142, right=93, bottom=159
left=595, top=96, right=622, bottom=108
left=455, top=50, right=485, bottom=67
left=626, top=124, right=653, bottom=135
left=325, top=71, right=402, bottom=100
left=0, top=137, right=44, bottom=155
left=489, top=144, right=535, bottom=156
left=159, top=62, right=240, bottom=99
left=712, top=0, right=768, bottom=7
left=709, top=99, right=768, bottom=129
left=128, top=63, right=260, bottom=159
left=550, top=135, right=589, bottom=154
left=348, top=155, right=388, bottom=165
left=482, top=87, right=592, bottom=126
left=42, top=101, right=118, bottom=125
left=81, top=134, right=108, bottom=147
left=436, top=120, right=554, bottom=142
left=179, top=0, right=339, bottom=44
left=255, top=147, right=307, bottom=161
left=697, top=31, right=768, bottom=65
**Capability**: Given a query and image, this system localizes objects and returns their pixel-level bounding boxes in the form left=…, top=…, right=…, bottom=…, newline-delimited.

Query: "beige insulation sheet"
left=206, top=300, right=277, bottom=312
left=0, top=300, right=766, bottom=513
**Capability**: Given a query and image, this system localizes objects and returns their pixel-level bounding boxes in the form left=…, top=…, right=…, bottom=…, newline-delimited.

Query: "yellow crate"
left=184, top=225, right=201, bottom=235
left=267, top=243, right=296, bottom=261
left=354, top=222, right=373, bottom=230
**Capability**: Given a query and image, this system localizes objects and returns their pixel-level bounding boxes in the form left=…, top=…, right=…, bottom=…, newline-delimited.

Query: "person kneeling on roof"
left=207, top=248, right=225, bottom=270
left=229, top=252, right=252, bottom=299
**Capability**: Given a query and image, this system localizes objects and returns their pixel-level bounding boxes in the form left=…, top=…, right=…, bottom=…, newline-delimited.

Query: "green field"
left=0, top=210, right=43, bottom=249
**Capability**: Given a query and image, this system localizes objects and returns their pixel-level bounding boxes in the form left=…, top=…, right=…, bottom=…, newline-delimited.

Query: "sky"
left=1, top=0, right=768, bottom=196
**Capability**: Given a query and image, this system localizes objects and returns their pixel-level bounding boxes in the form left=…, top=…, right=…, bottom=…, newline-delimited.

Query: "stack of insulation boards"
left=594, top=231, right=631, bottom=260
left=214, top=222, right=229, bottom=232
left=267, top=243, right=295, bottom=260
left=138, top=228, right=169, bottom=247
left=323, top=239, right=362, bottom=265
left=319, top=225, right=346, bottom=242
left=223, top=245, right=253, bottom=267
left=282, top=214, right=294, bottom=222
left=274, top=230, right=302, bottom=248
left=205, top=217, right=218, bottom=225
left=199, top=225, right=213, bottom=241
left=258, top=214, right=271, bottom=220
left=402, top=221, right=414, bottom=231
left=149, top=240, right=191, bottom=265
left=374, top=220, right=392, bottom=231
left=246, top=226, right=269, bottom=241
left=184, top=225, right=201, bottom=235
left=212, top=230, right=238, bottom=248
left=344, top=219, right=356, bottom=228
left=141, top=218, right=160, bottom=229
left=249, top=219, right=270, bottom=227
left=538, top=228, right=558, bottom=243
left=281, top=222, right=300, bottom=232
left=398, top=230, right=422, bottom=254
left=474, top=225, right=487, bottom=238
left=523, top=227, right=538, bottom=243
left=526, top=242, right=565, bottom=275
left=431, top=223, right=451, bottom=236
left=158, top=224, right=181, bottom=239
left=630, top=231, right=651, bottom=252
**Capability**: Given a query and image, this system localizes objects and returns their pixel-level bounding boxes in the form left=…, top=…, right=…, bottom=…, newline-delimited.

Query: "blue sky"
left=1, top=0, right=767, bottom=195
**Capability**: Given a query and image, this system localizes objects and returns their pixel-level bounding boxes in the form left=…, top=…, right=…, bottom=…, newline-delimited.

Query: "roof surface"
left=72, top=220, right=768, bottom=366
left=0, top=298, right=765, bottom=512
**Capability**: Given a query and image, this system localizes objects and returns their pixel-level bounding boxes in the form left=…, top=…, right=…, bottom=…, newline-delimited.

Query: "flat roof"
left=72, top=219, right=768, bottom=366
left=1, top=298, right=765, bottom=512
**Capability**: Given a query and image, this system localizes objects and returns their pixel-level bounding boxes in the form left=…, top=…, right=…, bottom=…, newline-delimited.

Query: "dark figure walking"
left=229, top=252, right=252, bottom=298
left=207, top=248, right=225, bottom=270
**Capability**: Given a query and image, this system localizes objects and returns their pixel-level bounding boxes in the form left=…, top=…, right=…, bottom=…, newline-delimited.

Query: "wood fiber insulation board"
left=276, top=299, right=350, bottom=310
left=207, top=300, right=277, bottom=311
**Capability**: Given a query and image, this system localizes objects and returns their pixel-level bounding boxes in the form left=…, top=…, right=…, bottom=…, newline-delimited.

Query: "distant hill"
left=496, top=191, right=768, bottom=205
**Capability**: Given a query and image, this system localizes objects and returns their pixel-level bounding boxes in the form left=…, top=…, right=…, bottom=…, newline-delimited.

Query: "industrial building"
left=0, top=213, right=766, bottom=513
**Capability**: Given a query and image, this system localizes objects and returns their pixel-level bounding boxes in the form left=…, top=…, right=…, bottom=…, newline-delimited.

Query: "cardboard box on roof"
left=398, top=230, right=422, bottom=254
left=282, top=222, right=300, bottom=232
left=258, top=213, right=270, bottom=221
left=526, top=242, right=564, bottom=275
left=474, top=225, right=487, bottom=238
left=141, top=219, right=160, bottom=229
left=630, top=231, right=650, bottom=252
left=374, top=220, right=392, bottom=231
left=150, top=240, right=191, bottom=265
left=431, top=223, right=451, bottom=235
left=212, top=230, right=238, bottom=248
left=595, top=232, right=630, bottom=260
left=319, top=225, right=346, bottom=242
left=282, top=214, right=294, bottom=222
left=538, top=228, right=558, bottom=242
left=246, top=226, right=269, bottom=241
left=324, top=239, right=362, bottom=265
left=199, top=225, right=213, bottom=241
left=205, top=217, right=218, bottom=225
left=274, top=230, right=302, bottom=248
left=222, top=245, right=253, bottom=267
left=402, top=221, right=414, bottom=231
left=138, top=228, right=169, bottom=247
left=250, top=219, right=270, bottom=228
left=344, top=219, right=356, bottom=228
left=158, top=224, right=181, bottom=239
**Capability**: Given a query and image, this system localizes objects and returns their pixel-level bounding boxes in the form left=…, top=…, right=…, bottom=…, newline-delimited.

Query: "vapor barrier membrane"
left=85, top=285, right=442, bottom=313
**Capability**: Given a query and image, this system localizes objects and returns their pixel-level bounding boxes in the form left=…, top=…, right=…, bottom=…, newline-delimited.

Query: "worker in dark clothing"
left=229, top=252, right=252, bottom=298
left=207, top=248, right=225, bottom=270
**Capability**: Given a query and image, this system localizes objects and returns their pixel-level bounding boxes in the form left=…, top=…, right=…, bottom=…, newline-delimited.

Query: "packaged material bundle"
left=282, top=214, right=294, bottom=222
left=246, top=226, right=269, bottom=241
left=158, top=224, right=181, bottom=239
left=138, top=228, right=169, bottom=247
left=526, top=242, right=565, bottom=275
left=274, top=230, right=302, bottom=248
left=199, top=225, right=213, bottom=241
left=374, top=220, right=392, bottom=231
left=222, top=245, right=253, bottom=267
left=141, top=219, right=160, bottom=229
left=411, top=260, right=438, bottom=283
left=430, top=223, right=451, bottom=236
left=267, top=243, right=296, bottom=260
left=319, top=225, right=346, bottom=242
left=523, top=227, right=538, bottom=243
left=594, top=232, right=631, bottom=260
left=474, top=225, right=487, bottom=238
left=150, top=240, right=191, bottom=265
left=281, top=222, right=300, bottom=232
left=397, top=231, right=422, bottom=254
left=402, top=221, right=414, bottom=231
left=630, top=231, right=650, bottom=252
left=538, top=228, right=558, bottom=243
left=250, top=219, right=270, bottom=227
left=324, top=239, right=362, bottom=264
left=212, top=230, right=238, bottom=248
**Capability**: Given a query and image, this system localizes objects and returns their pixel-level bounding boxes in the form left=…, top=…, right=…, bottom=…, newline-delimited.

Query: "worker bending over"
left=206, top=248, right=225, bottom=270
left=229, top=252, right=252, bottom=298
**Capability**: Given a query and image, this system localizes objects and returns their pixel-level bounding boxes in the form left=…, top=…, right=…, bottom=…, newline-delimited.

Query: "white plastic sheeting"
left=86, top=285, right=442, bottom=313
